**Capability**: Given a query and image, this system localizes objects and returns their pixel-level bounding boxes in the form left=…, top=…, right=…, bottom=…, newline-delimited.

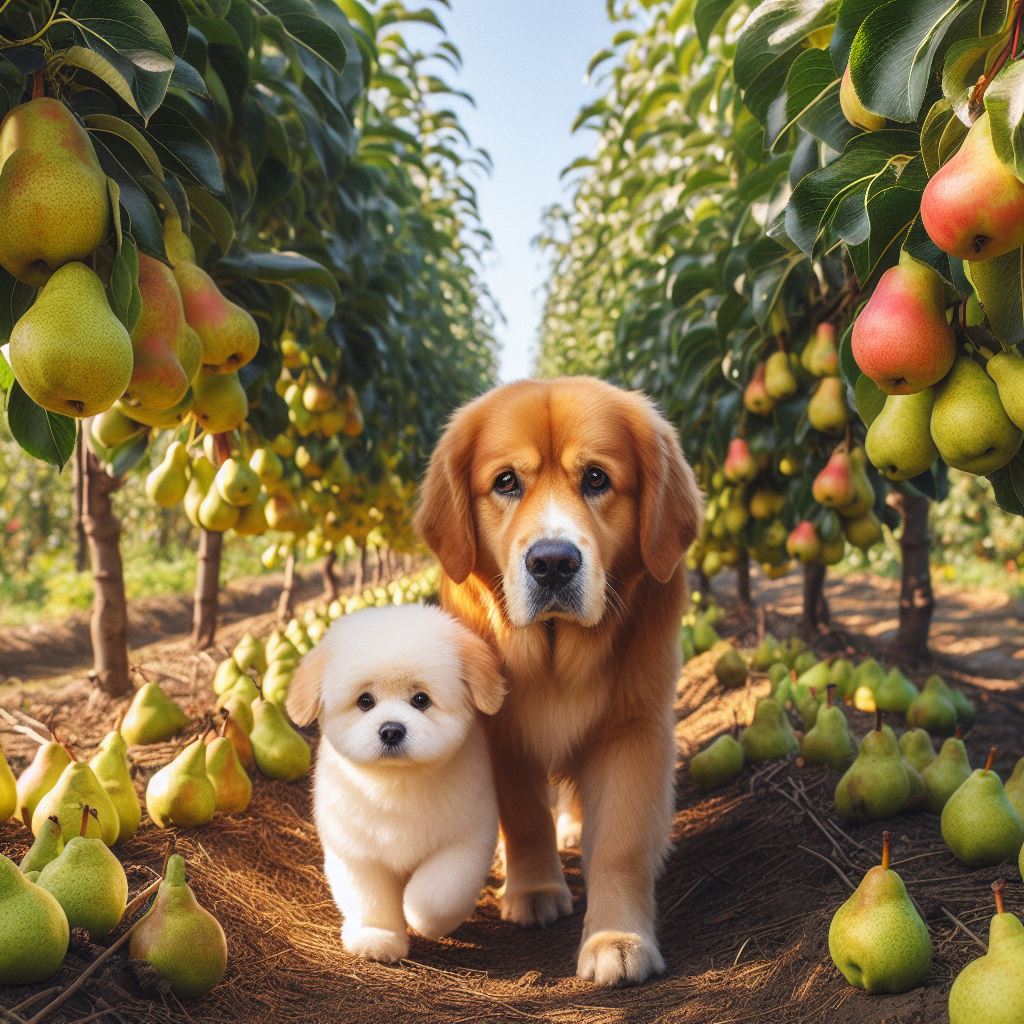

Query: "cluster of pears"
left=856, top=251, right=1023, bottom=482
left=828, top=831, right=933, bottom=993
left=281, top=371, right=365, bottom=441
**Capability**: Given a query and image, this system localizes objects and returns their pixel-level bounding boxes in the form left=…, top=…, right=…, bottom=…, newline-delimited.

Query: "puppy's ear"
left=414, top=405, right=477, bottom=583
left=286, top=642, right=329, bottom=727
left=457, top=629, right=505, bottom=715
left=631, top=397, right=703, bottom=584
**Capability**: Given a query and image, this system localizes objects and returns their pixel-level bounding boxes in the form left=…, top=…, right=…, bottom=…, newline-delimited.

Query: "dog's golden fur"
left=415, top=376, right=702, bottom=986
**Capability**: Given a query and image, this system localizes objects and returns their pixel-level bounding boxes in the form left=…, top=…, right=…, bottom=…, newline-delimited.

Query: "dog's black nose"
left=378, top=722, right=406, bottom=746
left=525, top=540, right=581, bottom=589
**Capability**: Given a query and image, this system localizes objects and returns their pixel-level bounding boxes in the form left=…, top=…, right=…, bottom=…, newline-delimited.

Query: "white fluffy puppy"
left=286, top=603, right=505, bottom=963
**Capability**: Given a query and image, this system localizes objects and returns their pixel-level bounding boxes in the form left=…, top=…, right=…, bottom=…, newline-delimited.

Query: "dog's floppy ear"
left=286, top=642, right=330, bottom=727
left=456, top=628, right=505, bottom=715
left=631, top=398, right=703, bottom=584
left=414, top=404, right=477, bottom=583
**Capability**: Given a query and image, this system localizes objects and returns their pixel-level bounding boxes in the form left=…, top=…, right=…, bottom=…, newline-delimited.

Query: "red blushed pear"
left=786, top=520, right=822, bottom=563
left=851, top=252, right=955, bottom=394
left=812, top=448, right=856, bottom=508
left=921, top=112, right=1024, bottom=261
left=744, top=362, right=775, bottom=415
left=723, top=438, right=758, bottom=483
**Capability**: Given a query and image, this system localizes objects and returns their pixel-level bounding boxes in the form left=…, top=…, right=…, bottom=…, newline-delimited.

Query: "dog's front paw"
left=499, top=882, right=573, bottom=927
left=577, top=930, right=664, bottom=987
left=343, top=926, right=409, bottom=963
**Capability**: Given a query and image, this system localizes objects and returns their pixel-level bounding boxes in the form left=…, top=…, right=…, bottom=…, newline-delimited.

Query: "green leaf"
left=108, top=430, right=151, bottom=476
left=257, top=0, right=348, bottom=71
left=830, top=0, right=890, bottom=70
left=967, top=249, right=1024, bottom=346
left=61, top=45, right=145, bottom=117
left=0, top=348, right=12, bottom=390
left=146, top=105, right=225, bottom=193
left=854, top=372, right=886, bottom=425
left=988, top=448, right=1024, bottom=515
left=985, top=61, right=1024, bottom=181
left=942, top=30, right=1006, bottom=124
left=6, top=383, right=76, bottom=468
left=217, top=250, right=340, bottom=296
left=85, top=114, right=164, bottom=177
left=766, top=46, right=856, bottom=152
left=185, top=186, right=235, bottom=254
left=849, top=0, right=980, bottom=124
left=696, top=0, right=745, bottom=49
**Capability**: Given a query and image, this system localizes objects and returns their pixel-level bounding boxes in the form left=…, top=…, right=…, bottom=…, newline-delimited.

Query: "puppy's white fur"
left=286, top=603, right=505, bottom=963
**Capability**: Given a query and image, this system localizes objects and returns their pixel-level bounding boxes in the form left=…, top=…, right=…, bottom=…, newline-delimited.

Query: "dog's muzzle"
left=524, top=539, right=585, bottom=619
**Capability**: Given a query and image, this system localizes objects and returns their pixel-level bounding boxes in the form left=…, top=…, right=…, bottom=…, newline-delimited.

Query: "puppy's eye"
left=493, top=470, right=521, bottom=497
left=583, top=466, right=610, bottom=495
left=356, top=693, right=375, bottom=711
left=410, top=692, right=431, bottom=711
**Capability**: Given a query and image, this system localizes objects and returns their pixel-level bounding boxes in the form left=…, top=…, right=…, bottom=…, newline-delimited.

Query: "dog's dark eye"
left=410, top=692, right=431, bottom=711
left=356, top=693, right=375, bottom=711
left=493, top=470, right=520, bottom=496
left=583, top=466, right=610, bottom=495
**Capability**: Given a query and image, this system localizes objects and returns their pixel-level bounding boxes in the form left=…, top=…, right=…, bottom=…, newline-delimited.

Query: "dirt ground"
left=1, top=567, right=1022, bottom=1024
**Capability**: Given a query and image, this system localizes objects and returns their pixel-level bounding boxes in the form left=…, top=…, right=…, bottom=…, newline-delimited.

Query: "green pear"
left=931, top=357, right=1023, bottom=475
left=232, top=632, right=267, bottom=675
left=948, top=880, right=1024, bottom=1024
left=801, top=688, right=856, bottom=771
left=129, top=853, right=227, bottom=998
left=949, top=684, right=976, bottom=729
left=679, top=624, right=696, bottom=661
left=828, top=832, right=931, bottom=993
left=898, top=729, right=936, bottom=773
left=690, top=734, right=745, bottom=791
left=986, top=348, right=1024, bottom=430
left=214, top=457, right=260, bottom=507
left=839, top=65, right=886, bottom=132
left=850, top=658, right=885, bottom=712
left=795, top=660, right=830, bottom=694
left=0, top=97, right=109, bottom=286
left=233, top=494, right=268, bottom=536
left=116, top=389, right=192, bottom=429
left=808, top=376, right=851, bottom=433
left=192, top=370, right=248, bottom=434
left=121, top=682, right=190, bottom=745
left=217, top=675, right=260, bottom=709
left=145, top=441, right=190, bottom=508
left=875, top=668, right=919, bottom=715
left=16, top=739, right=72, bottom=826
left=921, top=734, right=972, bottom=813
left=20, top=815, right=63, bottom=875
left=905, top=674, right=959, bottom=735
left=219, top=693, right=254, bottom=735
left=791, top=650, right=818, bottom=675
left=91, top=406, right=146, bottom=449
left=834, top=715, right=911, bottom=822
left=941, top=748, right=1024, bottom=867
left=250, top=445, right=284, bottom=486
left=146, top=739, right=216, bottom=828
left=714, top=647, right=748, bottom=690
left=213, top=657, right=245, bottom=696
left=829, top=658, right=856, bottom=700
left=184, top=454, right=216, bottom=528
left=793, top=680, right=824, bottom=731
left=9, top=262, right=133, bottom=418
left=211, top=708, right=253, bottom=768
left=262, top=663, right=294, bottom=708
left=801, top=322, right=839, bottom=377
left=33, top=761, right=119, bottom=845
left=205, top=737, right=252, bottom=813
left=0, top=740, right=15, bottom=821
left=88, top=731, right=141, bottom=844
left=691, top=619, right=719, bottom=653
left=768, top=662, right=791, bottom=689
left=866, top=390, right=938, bottom=481
left=1005, top=757, right=1024, bottom=821
left=0, top=853, right=69, bottom=984
left=37, top=806, right=128, bottom=940
left=198, top=486, right=241, bottom=532
left=739, top=698, right=799, bottom=762
left=751, top=632, right=785, bottom=670
left=764, top=350, right=798, bottom=400
left=250, top=699, right=311, bottom=781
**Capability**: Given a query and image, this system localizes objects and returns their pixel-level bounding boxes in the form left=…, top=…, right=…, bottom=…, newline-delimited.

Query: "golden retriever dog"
left=414, top=376, right=701, bottom=986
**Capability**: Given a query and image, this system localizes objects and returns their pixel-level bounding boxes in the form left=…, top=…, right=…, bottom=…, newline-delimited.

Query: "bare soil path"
left=0, top=565, right=1021, bottom=1024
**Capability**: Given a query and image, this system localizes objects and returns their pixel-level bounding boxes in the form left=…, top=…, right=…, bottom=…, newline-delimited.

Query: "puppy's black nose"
left=525, top=540, right=581, bottom=589
left=378, top=722, right=406, bottom=746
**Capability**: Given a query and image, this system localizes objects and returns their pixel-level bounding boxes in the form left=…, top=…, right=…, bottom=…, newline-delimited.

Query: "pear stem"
left=825, top=683, right=835, bottom=709
left=993, top=879, right=1006, bottom=915
left=984, top=746, right=997, bottom=773
left=881, top=831, right=891, bottom=870
left=955, top=724, right=963, bottom=740
left=80, top=804, right=92, bottom=838
left=31, top=70, right=44, bottom=99
left=160, top=836, right=176, bottom=878
left=874, top=708, right=883, bottom=733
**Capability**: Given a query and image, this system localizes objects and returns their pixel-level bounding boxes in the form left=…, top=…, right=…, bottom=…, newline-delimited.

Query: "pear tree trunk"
left=191, top=434, right=230, bottom=649
left=192, top=529, right=223, bottom=649
left=278, top=549, right=297, bottom=621
left=802, top=562, right=830, bottom=632
left=735, top=549, right=752, bottom=613
left=82, top=446, right=131, bottom=697
left=358, top=544, right=369, bottom=590
left=893, top=490, right=934, bottom=661
left=73, top=439, right=88, bottom=572
left=322, top=550, right=339, bottom=601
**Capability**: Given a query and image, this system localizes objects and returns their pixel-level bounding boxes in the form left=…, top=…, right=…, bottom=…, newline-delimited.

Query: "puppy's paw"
left=343, top=926, right=409, bottom=963
left=577, top=930, right=664, bottom=987
left=499, top=882, right=573, bottom=927
left=556, top=812, right=582, bottom=852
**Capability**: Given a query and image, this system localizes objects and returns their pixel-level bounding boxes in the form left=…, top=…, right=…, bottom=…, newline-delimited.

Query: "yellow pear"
left=192, top=371, right=248, bottom=433
left=145, top=441, right=190, bottom=507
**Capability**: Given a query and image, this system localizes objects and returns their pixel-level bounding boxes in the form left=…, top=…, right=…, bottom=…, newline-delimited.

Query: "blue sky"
left=433, top=3, right=616, bottom=381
